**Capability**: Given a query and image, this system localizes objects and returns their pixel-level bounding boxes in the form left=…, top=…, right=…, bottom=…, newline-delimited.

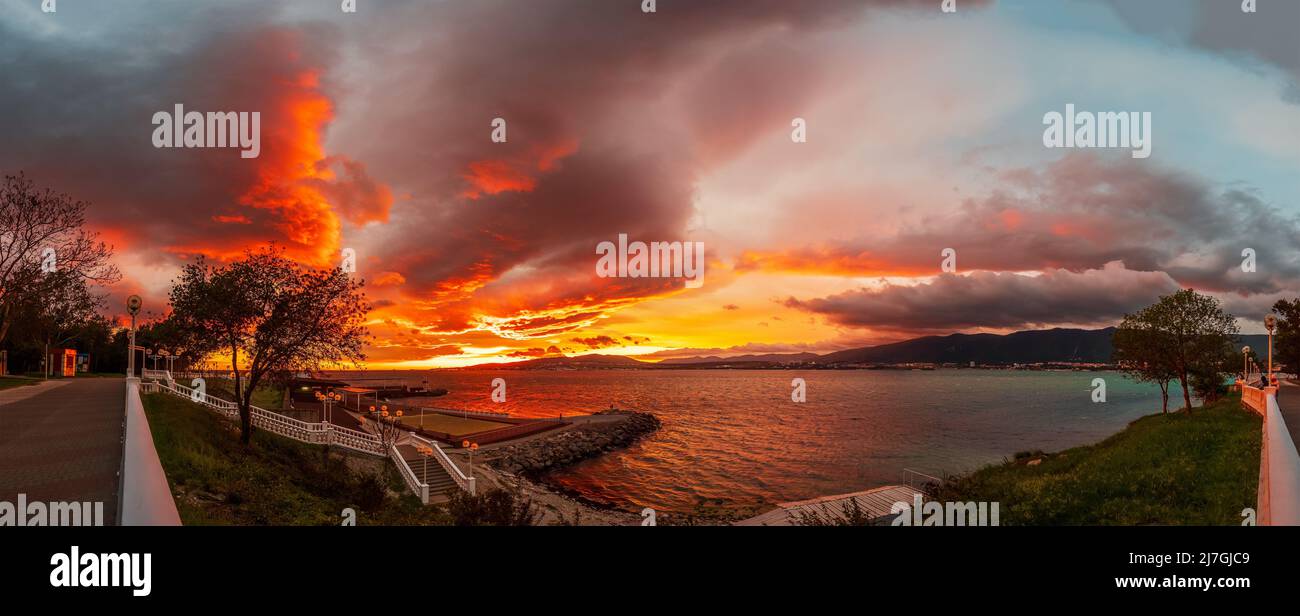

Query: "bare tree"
left=0, top=173, right=119, bottom=345
left=168, top=247, right=369, bottom=445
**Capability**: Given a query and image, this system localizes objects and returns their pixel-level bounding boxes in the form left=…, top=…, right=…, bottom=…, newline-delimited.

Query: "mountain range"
left=460, top=328, right=1269, bottom=369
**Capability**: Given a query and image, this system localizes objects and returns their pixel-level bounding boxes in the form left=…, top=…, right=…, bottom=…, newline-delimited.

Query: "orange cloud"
left=734, top=247, right=931, bottom=277
left=371, top=271, right=407, bottom=287
left=460, top=140, right=579, bottom=199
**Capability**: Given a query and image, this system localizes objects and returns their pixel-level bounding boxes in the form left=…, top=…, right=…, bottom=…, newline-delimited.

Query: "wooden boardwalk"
left=736, top=485, right=924, bottom=526
left=0, top=378, right=125, bottom=524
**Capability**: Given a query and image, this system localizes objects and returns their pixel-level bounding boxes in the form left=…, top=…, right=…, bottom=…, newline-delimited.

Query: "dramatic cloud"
left=1104, top=0, right=1300, bottom=101
left=4, top=0, right=1294, bottom=365
left=330, top=0, right=993, bottom=330
left=786, top=263, right=1182, bottom=333
left=742, top=153, right=1300, bottom=294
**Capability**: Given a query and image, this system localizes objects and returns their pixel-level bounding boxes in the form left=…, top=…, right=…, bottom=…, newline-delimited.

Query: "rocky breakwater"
left=489, top=410, right=661, bottom=476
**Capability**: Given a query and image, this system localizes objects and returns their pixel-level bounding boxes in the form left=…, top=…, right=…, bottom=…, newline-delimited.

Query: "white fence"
left=119, top=379, right=182, bottom=526
left=143, top=377, right=384, bottom=456
left=419, top=406, right=512, bottom=420
left=1241, top=383, right=1300, bottom=525
left=140, top=373, right=475, bottom=500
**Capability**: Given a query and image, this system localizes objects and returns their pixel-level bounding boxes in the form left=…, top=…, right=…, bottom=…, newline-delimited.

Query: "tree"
left=1113, top=308, right=1177, bottom=413
left=0, top=173, right=119, bottom=346
left=168, top=247, right=369, bottom=445
left=16, top=271, right=102, bottom=378
left=1271, top=298, right=1300, bottom=375
left=1115, top=289, right=1238, bottom=413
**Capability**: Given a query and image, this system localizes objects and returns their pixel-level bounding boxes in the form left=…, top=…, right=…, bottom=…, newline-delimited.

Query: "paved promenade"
left=0, top=378, right=125, bottom=524
left=1278, top=381, right=1300, bottom=453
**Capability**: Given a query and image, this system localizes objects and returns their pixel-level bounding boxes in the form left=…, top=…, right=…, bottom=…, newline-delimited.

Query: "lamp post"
left=126, top=295, right=141, bottom=379
left=1242, top=345, right=1252, bottom=383
left=418, top=445, right=432, bottom=483
left=462, top=440, right=479, bottom=479
left=1265, top=315, right=1277, bottom=385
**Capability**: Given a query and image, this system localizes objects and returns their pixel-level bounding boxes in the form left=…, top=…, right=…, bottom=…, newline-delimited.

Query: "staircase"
left=396, top=443, right=460, bottom=502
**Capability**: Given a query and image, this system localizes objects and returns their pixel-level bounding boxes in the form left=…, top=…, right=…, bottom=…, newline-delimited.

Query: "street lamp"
left=126, top=296, right=141, bottom=378
left=462, top=440, right=479, bottom=480
left=417, top=445, right=434, bottom=483
left=315, top=389, right=343, bottom=424
left=1242, top=345, right=1252, bottom=382
left=1265, top=315, right=1277, bottom=385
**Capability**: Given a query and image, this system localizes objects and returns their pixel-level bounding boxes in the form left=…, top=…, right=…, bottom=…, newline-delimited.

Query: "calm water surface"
left=327, top=369, right=1163, bottom=514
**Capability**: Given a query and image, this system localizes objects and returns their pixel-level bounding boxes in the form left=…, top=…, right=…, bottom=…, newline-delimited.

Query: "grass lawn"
left=934, top=395, right=1261, bottom=525
left=203, top=377, right=285, bottom=410
left=398, top=412, right=511, bottom=436
left=143, top=391, right=453, bottom=525
left=0, top=376, right=38, bottom=391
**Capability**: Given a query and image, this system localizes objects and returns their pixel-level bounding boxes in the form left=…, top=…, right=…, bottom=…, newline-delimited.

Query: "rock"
left=487, top=410, right=662, bottom=476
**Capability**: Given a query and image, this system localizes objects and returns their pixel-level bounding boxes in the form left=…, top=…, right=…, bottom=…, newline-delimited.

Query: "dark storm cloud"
left=0, top=2, right=389, bottom=267
left=745, top=153, right=1300, bottom=295
left=1103, top=0, right=1300, bottom=101
left=329, top=0, right=991, bottom=313
left=786, top=264, right=1182, bottom=332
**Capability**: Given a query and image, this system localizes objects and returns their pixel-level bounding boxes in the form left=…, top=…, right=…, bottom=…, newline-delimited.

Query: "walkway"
left=395, top=443, right=459, bottom=503
left=736, top=485, right=924, bottom=526
left=0, top=377, right=125, bottom=524
left=1277, top=381, right=1300, bottom=451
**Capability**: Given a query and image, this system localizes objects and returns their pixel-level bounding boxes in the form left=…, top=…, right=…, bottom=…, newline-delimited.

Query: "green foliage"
left=1272, top=298, right=1300, bottom=374
left=1113, top=289, right=1238, bottom=412
left=143, top=391, right=452, bottom=525
left=443, top=488, right=542, bottom=526
left=934, top=396, right=1260, bottom=525
left=167, top=247, right=370, bottom=443
left=793, top=498, right=881, bottom=526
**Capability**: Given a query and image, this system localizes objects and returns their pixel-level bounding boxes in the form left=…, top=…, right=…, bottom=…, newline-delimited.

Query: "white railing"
left=389, top=443, right=429, bottom=504
left=409, top=432, right=476, bottom=496
left=420, top=406, right=512, bottom=420
left=1241, top=384, right=1300, bottom=525
left=119, top=379, right=182, bottom=526
left=145, top=377, right=383, bottom=457
left=141, top=375, right=469, bottom=501
left=331, top=423, right=387, bottom=456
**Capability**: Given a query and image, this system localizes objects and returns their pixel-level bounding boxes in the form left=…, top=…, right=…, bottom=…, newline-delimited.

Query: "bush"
left=444, top=489, right=541, bottom=526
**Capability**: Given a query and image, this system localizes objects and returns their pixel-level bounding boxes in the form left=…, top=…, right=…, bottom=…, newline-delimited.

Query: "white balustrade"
left=140, top=376, right=472, bottom=500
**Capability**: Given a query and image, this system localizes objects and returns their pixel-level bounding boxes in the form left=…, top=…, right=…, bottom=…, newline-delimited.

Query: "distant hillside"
left=658, top=352, right=820, bottom=365
left=817, top=328, right=1120, bottom=365
left=817, top=328, right=1269, bottom=366
left=459, top=354, right=650, bottom=370
left=458, top=329, right=1270, bottom=369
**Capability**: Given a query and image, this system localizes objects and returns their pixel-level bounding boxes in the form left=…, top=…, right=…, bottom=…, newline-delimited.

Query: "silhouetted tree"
left=1115, top=289, right=1237, bottom=413
left=1270, top=298, right=1300, bottom=376
left=168, top=247, right=369, bottom=444
left=0, top=173, right=119, bottom=346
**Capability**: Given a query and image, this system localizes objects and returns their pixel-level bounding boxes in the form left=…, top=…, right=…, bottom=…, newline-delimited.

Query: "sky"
left=1, top=0, right=1298, bottom=368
